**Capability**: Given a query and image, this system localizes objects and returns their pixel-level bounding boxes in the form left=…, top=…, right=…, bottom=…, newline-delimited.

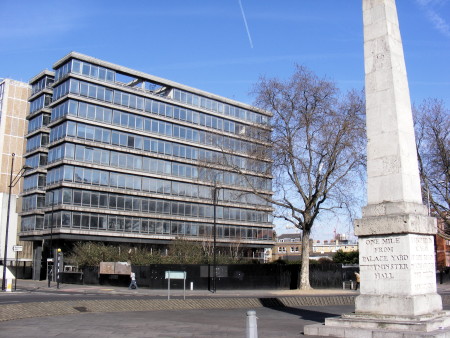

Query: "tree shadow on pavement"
left=258, top=298, right=342, bottom=323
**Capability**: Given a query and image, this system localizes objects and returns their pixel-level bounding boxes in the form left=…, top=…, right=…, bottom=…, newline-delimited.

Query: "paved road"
left=0, top=304, right=355, bottom=337
left=0, top=279, right=358, bottom=305
left=0, top=279, right=358, bottom=337
left=1, top=280, right=450, bottom=337
left=0, top=291, right=186, bottom=305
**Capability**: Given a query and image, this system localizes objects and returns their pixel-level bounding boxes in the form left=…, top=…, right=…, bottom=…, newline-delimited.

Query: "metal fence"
left=61, top=263, right=360, bottom=290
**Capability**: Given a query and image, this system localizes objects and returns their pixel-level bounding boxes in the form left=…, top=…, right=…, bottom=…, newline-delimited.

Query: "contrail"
left=238, top=0, right=254, bottom=48
left=416, top=0, right=450, bottom=37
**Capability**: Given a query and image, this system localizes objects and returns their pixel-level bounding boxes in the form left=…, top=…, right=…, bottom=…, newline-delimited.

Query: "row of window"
left=22, top=194, right=45, bottom=212
left=173, top=89, right=269, bottom=126
left=49, top=143, right=199, bottom=183
left=29, top=94, right=51, bottom=114
left=55, top=59, right=115, bottom=83
left=52, top=99, right=268, bottom=164
left=45, top=165, right=271, bottom=199
left=48, top=143, right=269, bottom=193
left=52, top=79, right=269, bottom=146
left=38, top=165, right=267, bottom=208
left=136, top=95, right=268, bottom=141
left=49, top=119, right=269, bottom=176
left=49, top=120, right=271, bottom=189
left=53, top=78, right=113, bottom=103
left=23, top=173, right=46, bottom=191
left=277, top=247, right=299, bottom=253
left=26, top=133, right=49, bottom=153
left=64, top=178, right=266, bottom=206
left=40, top=188, right=270, bottom=224
left=22, top=211, right=272, bottom=241
left=25, top=153, right=48, bottom=169
left=28, top=114, right=51, bottom=134
left=55, top=59, right=268, bottom=127
left=51, top=104, right=268, bottom=173
left=31, top=75, right=54, bottom=95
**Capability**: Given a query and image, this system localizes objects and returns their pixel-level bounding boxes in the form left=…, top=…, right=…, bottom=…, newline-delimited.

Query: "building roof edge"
left=29, top=70, right=55, bottom=84
left=52, top=52, right=272, bottom=117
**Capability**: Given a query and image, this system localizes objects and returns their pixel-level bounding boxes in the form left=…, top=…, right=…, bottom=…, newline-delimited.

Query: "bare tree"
left=414, top=98, right=450, bottom=231
left=167, top=237, right=206, bottom=264
left=228, top=233, right=243, bottom=262
left=252, top=65, right=366, bottom=289
left=201, top=231, right=215, bottom=262
left=197, top=152, right=273, bottom=262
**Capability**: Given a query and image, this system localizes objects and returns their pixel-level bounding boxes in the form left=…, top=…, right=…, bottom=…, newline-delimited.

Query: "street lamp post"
left=212, top=185, right=218, bottom=293
left=2, top=153, right=31, bottom=291
left=47, top=190, right=55, bottom=287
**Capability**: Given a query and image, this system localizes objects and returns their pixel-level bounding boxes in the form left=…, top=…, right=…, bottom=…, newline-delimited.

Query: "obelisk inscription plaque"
left=359, top=234, right=436, bottom=296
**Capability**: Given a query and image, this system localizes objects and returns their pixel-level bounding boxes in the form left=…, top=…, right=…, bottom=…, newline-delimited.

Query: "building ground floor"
left=18, top=229, right=272, bottom=280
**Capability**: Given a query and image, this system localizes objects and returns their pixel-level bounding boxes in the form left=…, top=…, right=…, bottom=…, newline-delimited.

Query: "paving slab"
left=0, top=305, right=353, bottom=337
left=1, top=280, right=450, bottom=337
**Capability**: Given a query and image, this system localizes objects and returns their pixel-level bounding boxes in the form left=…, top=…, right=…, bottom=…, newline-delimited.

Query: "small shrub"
left=332, top=250, right=359, bottom=264
left=318, top=257, right=333, bottom=264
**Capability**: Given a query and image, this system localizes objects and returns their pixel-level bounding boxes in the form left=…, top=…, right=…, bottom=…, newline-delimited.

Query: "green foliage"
left=309, top=258, right=333, bottom=265
left=67, top=242, right=165, bottom=267
left=67, top=239, right=247, bottom=267
left=166, top=238, right=206, bottom=264
left=332, top=250, right=359, bottom=264
left=317, top=257, right=333, bottom=264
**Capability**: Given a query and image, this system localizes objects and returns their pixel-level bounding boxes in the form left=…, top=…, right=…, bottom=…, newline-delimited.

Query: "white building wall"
left=0, top=192, right=19, bottom=262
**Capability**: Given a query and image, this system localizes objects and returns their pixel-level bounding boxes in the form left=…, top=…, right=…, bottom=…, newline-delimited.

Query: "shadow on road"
left=258, top=297, right=341, bottom=323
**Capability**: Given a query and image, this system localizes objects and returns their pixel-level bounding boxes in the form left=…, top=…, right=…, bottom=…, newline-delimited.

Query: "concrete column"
left=32, top=244, right=42, bottom=280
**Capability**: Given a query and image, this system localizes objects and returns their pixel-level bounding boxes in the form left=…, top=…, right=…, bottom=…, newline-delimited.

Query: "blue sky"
left=1, top=1, right=449, bottom=106
left=1, top=0, right=449, bottom=239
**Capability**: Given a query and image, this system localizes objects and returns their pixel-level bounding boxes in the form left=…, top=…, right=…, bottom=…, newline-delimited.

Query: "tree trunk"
left=299, top=228, right=312, bottom=290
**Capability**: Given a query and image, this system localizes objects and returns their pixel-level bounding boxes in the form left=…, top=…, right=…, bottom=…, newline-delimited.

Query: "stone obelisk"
left=354, top=0, right=441, bottom=317
left=305, top=0, right=450, bottom=336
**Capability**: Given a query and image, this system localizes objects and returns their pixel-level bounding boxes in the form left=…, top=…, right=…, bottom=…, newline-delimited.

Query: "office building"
left=0, top=79, right=30, bottom=265
left=20, top=53, right=273, bottom=272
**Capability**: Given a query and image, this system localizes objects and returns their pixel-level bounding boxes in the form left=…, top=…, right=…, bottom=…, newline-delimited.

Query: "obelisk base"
left=356, top=293, right=443, bottom=316
left=304, top=311, right=450, bottom=337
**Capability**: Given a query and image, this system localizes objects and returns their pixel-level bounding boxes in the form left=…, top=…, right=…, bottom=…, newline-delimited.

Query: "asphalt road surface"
left=0, top=304, right=354, bottom=337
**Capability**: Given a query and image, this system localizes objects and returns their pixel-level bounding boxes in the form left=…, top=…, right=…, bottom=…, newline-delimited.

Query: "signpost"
left=12, top=245, right=22, bottom=291
left=165, top=271, right=186, bottom=300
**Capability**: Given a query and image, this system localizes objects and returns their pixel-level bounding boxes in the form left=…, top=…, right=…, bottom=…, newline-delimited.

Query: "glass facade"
left=31, top=75, right=54, bottom=95
left=21, top=53, right=273, bottom=250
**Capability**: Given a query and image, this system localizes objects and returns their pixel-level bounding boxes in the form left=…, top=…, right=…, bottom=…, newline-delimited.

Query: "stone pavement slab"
left=0, top=305, right=353, bottom=337
left=2, top=280, right=450, bottom=337
left=0, top=295, right=357, bottom=322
